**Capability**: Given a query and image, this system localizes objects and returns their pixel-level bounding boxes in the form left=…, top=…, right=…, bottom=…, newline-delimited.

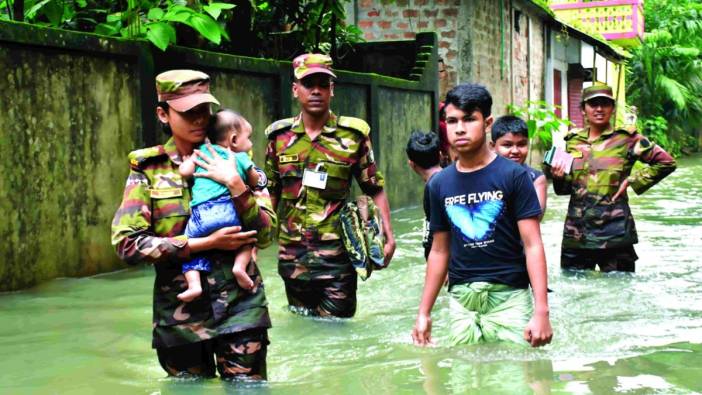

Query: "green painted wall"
left=0, top=22, right=437, bottom=291
left=0, top=45, right=140, bottom=290
left=377, top=88, right=433, bottom=208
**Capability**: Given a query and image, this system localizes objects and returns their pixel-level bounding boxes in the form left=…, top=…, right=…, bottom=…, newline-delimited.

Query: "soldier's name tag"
left=302, top=168, right=328, bottom=189
left=150, top=187, right=183, bottom=199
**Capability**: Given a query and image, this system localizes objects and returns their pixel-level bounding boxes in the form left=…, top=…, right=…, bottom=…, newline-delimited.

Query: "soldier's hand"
left=412, top=313, right=434, bottom=347
left=193, top=144, right=246, bottom=195
left=207, top=226, right=258, bottom=251
left=612, top=179, right=629, bottom=202
left=550, top=159, right=567, bottom=179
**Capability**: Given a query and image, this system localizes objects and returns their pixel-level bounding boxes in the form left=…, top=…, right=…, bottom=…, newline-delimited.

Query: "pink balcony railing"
left=550, top=0, right=644, bottom=48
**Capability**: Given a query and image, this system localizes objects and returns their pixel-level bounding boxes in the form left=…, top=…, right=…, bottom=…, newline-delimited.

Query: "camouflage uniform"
left=264, top=112, right=384, bottom=316
left=111, top=69, right=277, bottom=379
left=553, top=125, right=676, bottom=271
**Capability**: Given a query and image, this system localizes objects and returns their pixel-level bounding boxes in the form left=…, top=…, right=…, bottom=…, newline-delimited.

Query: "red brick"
left=378, top=20, right=392, bottom=29
left=417, top=21, right=429, bottom=29
left=445, top=50, right=458, bottom=60
left=439, top=41, right=451, bottom=48
left=443, top=8, right=459, bottom=17
left=434, top=19, right=447, bottom=28
left=404, top=32, right=416, bottom=39
left=384, top=33, right=400, bottom=40
left=424, top=9, right=438, bottom=17
left=441, top=31, right=456, bottom=38
left=358, top=20, right=374, bottom=29
left=402, top=9, right=419, bottom=18
left=368, top=9, right=380, bottom=17
left=360, top=0, right=373, bottom=7
left=364, top=32, right=376, bottom=40
left=397, top=22, right=409, bottom=29
left=415, top=0, right=428, bottom=5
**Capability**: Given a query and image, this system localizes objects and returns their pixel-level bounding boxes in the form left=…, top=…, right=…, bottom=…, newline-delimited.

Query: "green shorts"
left=449, top=282, right=532, bottom=346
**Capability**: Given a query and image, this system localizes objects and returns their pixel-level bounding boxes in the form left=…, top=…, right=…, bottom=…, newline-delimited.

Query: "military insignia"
left=279, top=154, right=299, bottom=164
left=570, top=151, right=583, bottom=159
left=149, top=187, right=183, bottom=199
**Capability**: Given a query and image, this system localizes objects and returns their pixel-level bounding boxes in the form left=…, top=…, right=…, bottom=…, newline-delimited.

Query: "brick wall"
left=568, top=77, right=584, bottom=128
left=354, top=0, right=547, bottom=115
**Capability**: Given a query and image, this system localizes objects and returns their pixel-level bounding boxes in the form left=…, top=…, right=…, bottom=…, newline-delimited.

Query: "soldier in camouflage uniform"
left=549, top=84, right=676, bottom=272
left=264, top=54, right=396, bottom=317
left=111, top=70, right=277, bottom=379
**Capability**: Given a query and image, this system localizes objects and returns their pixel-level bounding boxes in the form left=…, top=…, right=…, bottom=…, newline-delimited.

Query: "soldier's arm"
left=354, top=134, right=395, bottom=264
left=232, top=187, right=277, bottom=249
left=627, top=135, right=677, bottom=195
left=264, top=139, right=281, bottom=211
left=111, top=169, right=191, bottom=265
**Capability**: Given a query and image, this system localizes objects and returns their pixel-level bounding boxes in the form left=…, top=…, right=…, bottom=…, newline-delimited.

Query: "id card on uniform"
left=302, top=168, right=328, bottom=189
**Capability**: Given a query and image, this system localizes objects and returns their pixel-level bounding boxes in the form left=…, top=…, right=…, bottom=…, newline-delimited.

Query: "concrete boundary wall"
left=0, top=21, right=438, bottom=291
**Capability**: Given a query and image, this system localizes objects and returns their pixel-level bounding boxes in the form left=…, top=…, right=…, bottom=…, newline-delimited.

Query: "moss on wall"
left=377, top=88, right=432, bottom=208
left=0, top=45, right=139, bottom=290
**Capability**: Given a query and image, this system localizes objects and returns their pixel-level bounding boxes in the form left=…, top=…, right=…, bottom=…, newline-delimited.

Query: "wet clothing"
left=428, top=156, right=542, bottom=289
left=191, top=145, right=252, bottom=207
left=553, top=126, right=676, bottom=253
left=283, top=266, right=358, bottom=318
left=156, top=329, right=269, bottom=379
left=523, top=164, right=543, bottom=183
left=561, top=245, right=637, bottom=272
left=111, top=137, right=276, bottom=376
left=422, top=180, right=434, bottom=260
left=182, top=195, right=242, bottom=273
left=264, top=112, right=384, bottom=315
left=449, top=282, right=532, bottom=345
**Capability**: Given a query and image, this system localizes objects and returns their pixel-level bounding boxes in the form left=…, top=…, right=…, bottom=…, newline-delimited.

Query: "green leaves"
left=508, top=101, right=571, bottom=153
left=203, top=3, right=235, bottom=20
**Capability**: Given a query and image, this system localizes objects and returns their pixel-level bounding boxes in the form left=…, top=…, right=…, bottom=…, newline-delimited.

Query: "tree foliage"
left=628, top=0, right=702, bottom=155
left=0, top=0, right=363, bottom=58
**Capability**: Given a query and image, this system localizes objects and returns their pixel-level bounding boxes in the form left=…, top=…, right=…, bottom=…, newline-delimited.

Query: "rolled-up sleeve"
left=354, top=135, right=384, bottom=196
left=627, top=136, right=677, bottom=195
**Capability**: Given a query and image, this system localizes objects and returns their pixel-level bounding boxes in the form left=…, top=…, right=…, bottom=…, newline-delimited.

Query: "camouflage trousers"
left=156, top=329, right=269, bottom=380
left=283, top=273, right=358, bottom=318
left=561, top=245, right=638, bottom=272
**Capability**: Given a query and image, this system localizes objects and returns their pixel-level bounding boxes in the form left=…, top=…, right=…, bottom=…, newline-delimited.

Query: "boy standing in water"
left=406, top=131, right=442, bottom=260
left=490, top=115, right=547, bottom=219
left=412, top=84, right=552, bottom=347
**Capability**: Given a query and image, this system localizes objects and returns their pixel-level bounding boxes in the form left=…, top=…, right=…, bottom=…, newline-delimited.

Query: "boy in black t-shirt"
left=490, top=115, right=548, bottom=220
left=411, top=84, right=553, bottom=347
left=406, top=131, right=442, bottom=260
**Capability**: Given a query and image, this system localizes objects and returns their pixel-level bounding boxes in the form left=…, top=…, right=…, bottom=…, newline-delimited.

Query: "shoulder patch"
left=128, top=145, right=166, bottom=169
left=338, top=116, right=370, bottom=136
left=616, top=125, right=638, bottom=135
left=265, top=118, right=295, bottom=139
left=563, top=128, right=583, bottom=141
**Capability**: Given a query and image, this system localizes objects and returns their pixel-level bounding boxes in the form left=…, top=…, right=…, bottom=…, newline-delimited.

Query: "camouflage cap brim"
left=167, top=92, right=220, bottom=112
left=296, top=67, right=337, bottom=80
left=583, top=92, right=615, bottom=102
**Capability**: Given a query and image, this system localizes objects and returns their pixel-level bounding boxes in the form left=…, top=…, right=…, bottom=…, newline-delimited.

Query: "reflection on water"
left=1, top=156, right=701, bottom=394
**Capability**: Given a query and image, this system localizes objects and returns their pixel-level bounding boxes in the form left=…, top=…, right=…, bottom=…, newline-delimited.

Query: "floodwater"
left=1, top=156, right=701, bottom=394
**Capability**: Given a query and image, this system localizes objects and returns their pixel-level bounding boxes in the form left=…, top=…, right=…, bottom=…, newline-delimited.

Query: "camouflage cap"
left=155, top=69, right=220, bottom=112
left=582, top=83, right=615, bottom=103
left=292, top=53, right=337, bottom=80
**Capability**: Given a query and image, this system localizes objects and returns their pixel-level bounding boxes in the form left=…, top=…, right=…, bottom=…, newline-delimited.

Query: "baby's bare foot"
left=177, top=286, right=202, bottom=302
left=233, top=267, right=255, bottom=291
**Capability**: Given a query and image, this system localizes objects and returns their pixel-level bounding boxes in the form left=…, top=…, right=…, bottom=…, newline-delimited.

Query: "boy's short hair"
left=491, top=115, right=528, bottom=142
left=207, top=108, right=245, bottom=143
left=444, top=83, right=492, bottom=118
left=406, top=131, right=440, bottom=169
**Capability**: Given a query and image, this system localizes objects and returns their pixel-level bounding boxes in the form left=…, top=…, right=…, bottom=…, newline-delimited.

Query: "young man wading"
left=264, top=54, right=396, bottom=318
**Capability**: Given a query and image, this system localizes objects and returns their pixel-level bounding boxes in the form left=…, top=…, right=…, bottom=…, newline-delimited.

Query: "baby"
left=178, top=109, right=260, bottom=302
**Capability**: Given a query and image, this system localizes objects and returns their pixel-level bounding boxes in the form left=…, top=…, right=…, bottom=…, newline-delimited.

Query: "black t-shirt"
left=427, top=155, right=542, bottom=289
left=523, top=163, right=544, bottom=182
left=422, top=181, right=433, bottom=260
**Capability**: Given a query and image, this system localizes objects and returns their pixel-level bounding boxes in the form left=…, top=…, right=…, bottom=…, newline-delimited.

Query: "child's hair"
left=491, top=115, right=528, bottom=142
left=444, top=83, right=492, bottom=118
left=207, top=108, right=246, bottom=144
left=406, top=131, right=440, bottom=169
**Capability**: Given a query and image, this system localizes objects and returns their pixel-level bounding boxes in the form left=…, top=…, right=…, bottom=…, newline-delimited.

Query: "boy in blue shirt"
left=490, top=115, right=548, bottom=220
left=411, top=84, right=552, bottom=347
